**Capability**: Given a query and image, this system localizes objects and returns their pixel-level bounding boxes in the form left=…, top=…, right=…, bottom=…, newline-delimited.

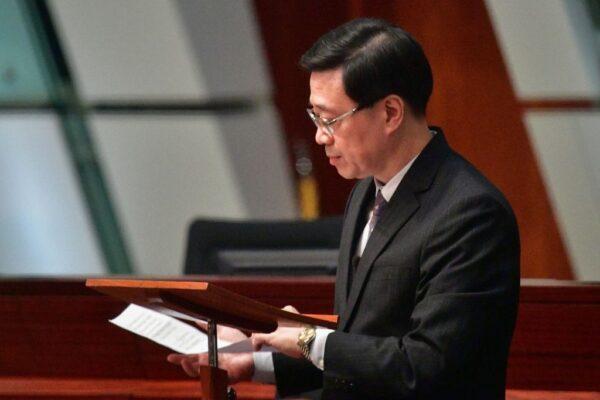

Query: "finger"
left=167, top=353, right=181, bottom=364
left=195, top=319, right=208, bottom=332
left=251, top=334, right=267, bottom=351
left=167, top=353, right=193, bottom=364
left=217, top=324, right=248, bottom=339
left=181, top=358, right=199, bottom=377
left=282, top=305, right=299, bottom=314
left=197, top=352, right=209, bottom=365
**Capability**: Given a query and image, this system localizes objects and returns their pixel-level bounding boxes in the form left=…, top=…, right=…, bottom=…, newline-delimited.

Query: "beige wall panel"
left=90, top=114, right=248, bottom=275
left=50, top=0, right=207, bottom=101
left=486, top=0, right=600, bottom=99
left=525, top=112, right=600, bottom=280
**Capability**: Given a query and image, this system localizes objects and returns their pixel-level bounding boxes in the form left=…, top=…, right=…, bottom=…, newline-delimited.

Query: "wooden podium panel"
left=0, top=378, right=275, bottom=399
left=2, top=380, right=600, bottom=400
left=508, top=280, right=600, bottom=391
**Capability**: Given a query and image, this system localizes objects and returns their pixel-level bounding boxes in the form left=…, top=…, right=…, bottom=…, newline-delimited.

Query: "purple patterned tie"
left=368, top=189, right=387, bottom=232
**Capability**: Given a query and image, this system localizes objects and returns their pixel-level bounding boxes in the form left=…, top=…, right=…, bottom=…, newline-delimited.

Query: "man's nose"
left=315, top=128, right=333, bottom=146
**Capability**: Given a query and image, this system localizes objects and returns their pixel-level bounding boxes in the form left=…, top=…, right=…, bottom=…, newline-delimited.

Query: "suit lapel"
left=339, top=184, right=419, bottom=330
left=334, top=179, right=372, bottom=316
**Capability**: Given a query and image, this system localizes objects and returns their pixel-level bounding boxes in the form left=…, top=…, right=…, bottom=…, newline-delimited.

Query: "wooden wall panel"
left=1, top=278, right=599, bottom=397
left=252, top=0, right=573, bottom=279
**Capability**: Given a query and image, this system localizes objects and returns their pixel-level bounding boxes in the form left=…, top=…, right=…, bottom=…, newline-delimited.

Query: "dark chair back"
left=184, top=216, right=343, bottom=275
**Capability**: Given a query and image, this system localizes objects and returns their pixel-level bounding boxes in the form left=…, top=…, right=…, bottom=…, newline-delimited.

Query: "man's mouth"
left=328, top=155, right=341, bottom=165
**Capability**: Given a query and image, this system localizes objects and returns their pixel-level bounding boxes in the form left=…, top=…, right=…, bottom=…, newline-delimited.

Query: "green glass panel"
left=0, top=0, right=134, bottom=275
left=0, top=0, right=49, bottom=102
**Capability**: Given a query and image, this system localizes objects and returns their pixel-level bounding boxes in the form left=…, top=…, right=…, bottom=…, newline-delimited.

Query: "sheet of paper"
left=111, top=303, right=271, bottom=354
left=111, top=304, right=281, bottom=354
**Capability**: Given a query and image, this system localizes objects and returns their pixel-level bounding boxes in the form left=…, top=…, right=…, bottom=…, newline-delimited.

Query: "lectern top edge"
left=86, top=278, right=209, bottom=291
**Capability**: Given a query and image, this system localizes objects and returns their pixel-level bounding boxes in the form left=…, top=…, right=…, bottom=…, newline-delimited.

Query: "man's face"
left=309, top=68, right=387, bottom=180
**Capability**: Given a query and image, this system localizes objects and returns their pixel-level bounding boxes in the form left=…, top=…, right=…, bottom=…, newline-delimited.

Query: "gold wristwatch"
left=297, top=325, right=316, bottom=359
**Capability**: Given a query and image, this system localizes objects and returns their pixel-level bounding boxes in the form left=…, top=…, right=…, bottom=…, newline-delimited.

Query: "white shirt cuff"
left=251, top=351, right=276, bottom=383
left=308, top=328, right=334, bottom=370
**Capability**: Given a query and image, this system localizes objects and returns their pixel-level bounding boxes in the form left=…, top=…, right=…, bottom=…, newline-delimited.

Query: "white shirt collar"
left=374, top=155, right=419, bottom=202
left=373, top=129, right=435, bottom=202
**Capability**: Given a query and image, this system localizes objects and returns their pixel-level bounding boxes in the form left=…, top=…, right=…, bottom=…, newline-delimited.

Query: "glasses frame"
left=306, top=106, right=360, bottom=136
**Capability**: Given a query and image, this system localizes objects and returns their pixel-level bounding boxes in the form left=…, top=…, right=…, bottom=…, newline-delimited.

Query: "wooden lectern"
left=86, top=278, right=337, bottom=400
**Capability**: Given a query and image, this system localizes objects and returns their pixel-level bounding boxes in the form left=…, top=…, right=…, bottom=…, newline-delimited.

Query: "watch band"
left=297, top=325, right=316, bottom=360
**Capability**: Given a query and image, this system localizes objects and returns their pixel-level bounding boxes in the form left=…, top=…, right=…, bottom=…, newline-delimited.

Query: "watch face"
left=301, top=327, right=316, bottom=342
left=299, top=329, right=308, bottom=341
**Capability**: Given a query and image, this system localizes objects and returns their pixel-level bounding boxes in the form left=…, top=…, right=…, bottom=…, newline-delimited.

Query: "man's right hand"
left=167, top=352, right=255, bottom=383
left=167, top=321, right=255, bottom=383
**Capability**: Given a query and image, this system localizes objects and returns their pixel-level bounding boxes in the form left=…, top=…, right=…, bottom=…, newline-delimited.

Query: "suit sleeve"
left=322, top=195, right=520, bottom=398
left=273, top=353, right=323, bottom=397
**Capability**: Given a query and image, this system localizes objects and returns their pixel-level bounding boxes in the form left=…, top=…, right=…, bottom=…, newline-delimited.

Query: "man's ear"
left=383, top=95, right=404, bottom=135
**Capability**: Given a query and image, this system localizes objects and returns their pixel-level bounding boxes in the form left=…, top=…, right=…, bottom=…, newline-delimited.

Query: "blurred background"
left=0, top=0, right=598, bottom=280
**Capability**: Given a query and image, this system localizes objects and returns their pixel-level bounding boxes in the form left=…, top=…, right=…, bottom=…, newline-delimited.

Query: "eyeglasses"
left=306, top=106, right=360, bottom=136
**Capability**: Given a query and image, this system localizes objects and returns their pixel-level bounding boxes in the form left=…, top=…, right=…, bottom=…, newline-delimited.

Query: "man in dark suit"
left=169, top=18, right=520, bottom=399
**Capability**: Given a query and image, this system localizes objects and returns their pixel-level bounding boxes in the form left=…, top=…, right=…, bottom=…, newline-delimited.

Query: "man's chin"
left=335, top=167, right=358, bottom=180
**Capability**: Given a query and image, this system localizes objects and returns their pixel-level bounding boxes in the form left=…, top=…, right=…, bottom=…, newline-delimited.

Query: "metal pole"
left=207, top=319, right=218, bottom=368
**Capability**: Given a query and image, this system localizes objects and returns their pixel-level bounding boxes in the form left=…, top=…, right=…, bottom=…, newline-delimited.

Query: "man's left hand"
left=251, top=305, right=304, bottom=359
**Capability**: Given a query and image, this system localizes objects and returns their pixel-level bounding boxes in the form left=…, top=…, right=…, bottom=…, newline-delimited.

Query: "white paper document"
left=110, top=304, right=269, bottom=354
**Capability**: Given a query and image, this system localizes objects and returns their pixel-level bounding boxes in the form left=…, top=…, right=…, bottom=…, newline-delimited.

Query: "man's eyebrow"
left=308, top=102, right=332, bottom=112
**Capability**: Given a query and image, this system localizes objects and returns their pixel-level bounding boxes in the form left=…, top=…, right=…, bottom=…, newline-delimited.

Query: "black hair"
left=300, top=18, right=433, bottom=116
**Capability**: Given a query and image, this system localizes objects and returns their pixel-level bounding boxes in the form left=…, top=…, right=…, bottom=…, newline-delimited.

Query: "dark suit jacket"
left=273, top=129, right=520, bottom=399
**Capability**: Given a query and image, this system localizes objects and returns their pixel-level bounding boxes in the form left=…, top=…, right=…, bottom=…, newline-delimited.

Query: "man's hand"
left=195, top=320, right=249, bottom=343
left=251, top=305, right=304, bottom=359
left=167, top=322, right=253, bottom=383
left=166, top=352, right=254, bottom=383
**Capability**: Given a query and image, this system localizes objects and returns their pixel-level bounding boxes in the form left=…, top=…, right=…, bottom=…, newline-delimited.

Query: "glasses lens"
left=307, top=109, right=333, bottom=136
left=307, top=109, right=318, bottom=125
